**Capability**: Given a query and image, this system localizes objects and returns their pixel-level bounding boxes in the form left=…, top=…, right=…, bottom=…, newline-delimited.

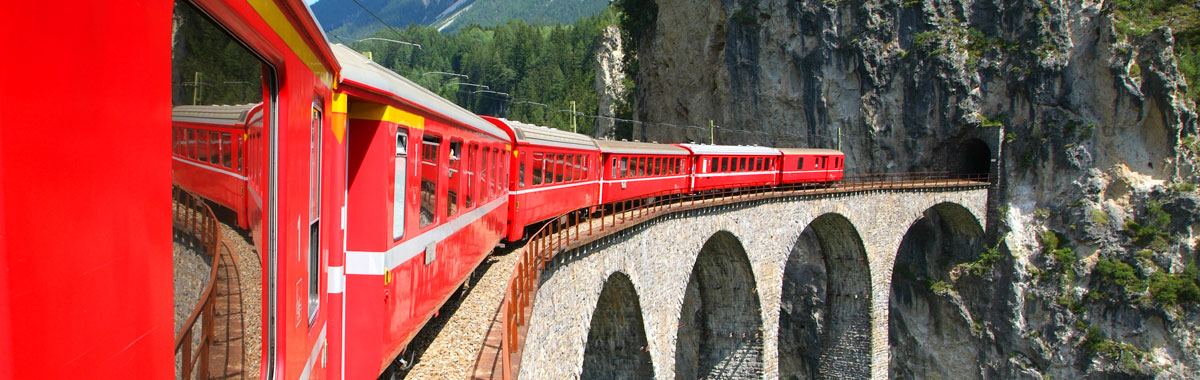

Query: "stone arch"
left=778, top=213, right=871, bottom=379
left=675, top=230, right=763, bottom=379
left=581, top=272, right=654, bottom=379
left=889, top=202, right=986, bottom=379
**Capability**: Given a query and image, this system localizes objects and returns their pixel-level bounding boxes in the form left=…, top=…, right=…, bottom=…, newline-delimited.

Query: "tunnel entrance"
left=581, top=272, right=654, bottom=379
left=778, top=213, right=872, bottom=379
left=675, top=231, right=763, bottom=379
left=952, top=138, right=991, bottom=176
left=889, top=203, right=986, bottom=379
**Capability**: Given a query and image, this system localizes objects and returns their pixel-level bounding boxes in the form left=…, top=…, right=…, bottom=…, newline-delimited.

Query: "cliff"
left=626, top=0, right=1200, bottom=378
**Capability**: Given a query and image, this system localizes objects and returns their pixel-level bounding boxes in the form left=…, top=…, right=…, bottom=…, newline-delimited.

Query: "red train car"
left=484, top=117, right=600, bottom=241
left=675, top=144, right=782, bottom=190
left=171, top=103, right=264, bottom=228
left=1, top=0, right=343, bottom=378
left=595, top=139, right=692, bottom=204
left=334, top=44, right=513, bottom=379
left=777, top=148, right=845, bottom=184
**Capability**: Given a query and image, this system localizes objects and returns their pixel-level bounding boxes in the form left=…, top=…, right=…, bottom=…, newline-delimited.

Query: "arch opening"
left=889, top=203, right=986, bottom=379
left=581, top=272, right=654, bottom=379
left=778, top=213, right=872, bottom=379
left=675, top=231, right=763, bottom=379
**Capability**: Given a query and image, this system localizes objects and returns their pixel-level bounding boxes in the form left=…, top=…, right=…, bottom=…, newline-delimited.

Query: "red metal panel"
left=0, top=1, right=174, bottom=379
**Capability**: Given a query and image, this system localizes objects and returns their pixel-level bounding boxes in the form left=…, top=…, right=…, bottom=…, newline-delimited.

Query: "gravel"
left=398, top=244, right=521, bottom=379
left=174, top=232, right=212, bottom=336
left=220, top=221, right=262, bottom=380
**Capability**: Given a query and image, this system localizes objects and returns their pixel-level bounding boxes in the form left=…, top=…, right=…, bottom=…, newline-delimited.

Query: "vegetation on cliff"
left=1112, top=0, right=1199, bottom=105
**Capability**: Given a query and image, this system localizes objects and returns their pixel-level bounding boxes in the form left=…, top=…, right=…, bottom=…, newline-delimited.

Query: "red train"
left=0, top=1, right=844, bottom=380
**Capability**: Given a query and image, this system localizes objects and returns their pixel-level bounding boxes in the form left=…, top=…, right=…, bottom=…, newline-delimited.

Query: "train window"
left=620, top=157, right=629, bottom=178
left=581, top=156, right=588, bottom=180
left=564, top=154, right=574, bottom=182
left=220, top=132, right=233, bottom=168
left=532, top=152, right=544, bottom=186
left=708, top=158, right=716, bottom=173
left=465, top=143, right=476, bottom=209
left=798, top=158, right=804, bottom=170
left=740, top=157, right=748, bottom=171
left=420, top=135, right=441, bottom=228
left=492, top=149, right=501, bottom=194
left=653, top=158, right=661, bottom=176
left=481, top=147, right=491, bottom=200
left=639, top=157, right=647, bottom=176
left=518, top=151, right=525, bottom=188
left=555, top=154, right=565, bottom=183
left=308, top=100, right=323, bottom=325
left=447, top=140, right=462, bottom=217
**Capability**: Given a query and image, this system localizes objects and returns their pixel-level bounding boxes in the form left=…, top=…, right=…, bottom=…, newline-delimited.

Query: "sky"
left=305, top=0, right=319, bottom=5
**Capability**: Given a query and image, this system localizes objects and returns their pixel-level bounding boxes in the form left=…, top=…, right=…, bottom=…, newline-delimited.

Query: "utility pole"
left=192, top=72, right=201, bottom=105
left=571, top=101, right=577, bottom=133
left=837, top=127, right=842, bottom=151
left=709, top=120, right=715, bottom=144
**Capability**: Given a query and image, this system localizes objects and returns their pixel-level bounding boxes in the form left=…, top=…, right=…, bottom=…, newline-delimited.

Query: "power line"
left=347, top=0, right=402, bottom=35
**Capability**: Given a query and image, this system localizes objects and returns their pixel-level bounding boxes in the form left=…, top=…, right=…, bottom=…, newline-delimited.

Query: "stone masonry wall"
left=518, top=188, right=988, bottom=379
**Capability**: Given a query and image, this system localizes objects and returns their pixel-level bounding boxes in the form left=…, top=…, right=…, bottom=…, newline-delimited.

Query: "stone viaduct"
left=517, top=187, right=990, bottom=379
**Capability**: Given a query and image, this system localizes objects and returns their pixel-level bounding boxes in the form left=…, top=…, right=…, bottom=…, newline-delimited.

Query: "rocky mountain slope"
left=312, top=0, right=610, bottom=38
left=623, top=0, right=1200, bottom=378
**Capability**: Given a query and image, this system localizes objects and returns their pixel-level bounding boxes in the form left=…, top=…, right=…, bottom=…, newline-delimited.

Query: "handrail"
left=173, top=187, right=223, bottom=380
left=495, top=171, right=990, bottom=379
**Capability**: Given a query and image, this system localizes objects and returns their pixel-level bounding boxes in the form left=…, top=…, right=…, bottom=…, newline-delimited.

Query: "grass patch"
left=1148, top=261, right=1200, bottom=306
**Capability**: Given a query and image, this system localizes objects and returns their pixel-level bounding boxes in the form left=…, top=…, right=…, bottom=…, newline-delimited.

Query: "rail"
left=495, top=171, right=990, bottom=379
left=173, top=187, right=223, bottom=380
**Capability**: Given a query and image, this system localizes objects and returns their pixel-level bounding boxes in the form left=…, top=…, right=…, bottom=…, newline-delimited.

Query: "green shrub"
left=1125, top=200, right=1171, bottom=248
left=930, top=280, right=953, bottom=296
left=1148, top=262, right=1200, bottom=306
left=958, top=234, right=1006, bottom=276
left=1094, top=258, right=1148, bottom=293
left=1082, top=324, right=1148, bottom=373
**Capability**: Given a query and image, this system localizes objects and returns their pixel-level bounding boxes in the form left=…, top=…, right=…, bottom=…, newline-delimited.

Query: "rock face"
left=628, top=0, right=1200, bottom=378
left=594, top=25, right=627, bottom=139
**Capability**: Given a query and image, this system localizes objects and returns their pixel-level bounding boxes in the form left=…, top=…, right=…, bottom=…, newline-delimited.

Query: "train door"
left=170, top=1, right=275, bottom=379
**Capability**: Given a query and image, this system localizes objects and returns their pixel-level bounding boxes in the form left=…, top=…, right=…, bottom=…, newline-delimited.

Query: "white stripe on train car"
left=694, top=170, right=778, bottom=178
left=327, top=266, right=344, bottom=294
left=600, top=174, right=689, bottom=184
left=508, top=180, right=599, bottom=195
left=297, top=325, right=327, bottom=380
left=171, top=156, right=248, bottom=180
left=345, top=196, right=507, bottom=275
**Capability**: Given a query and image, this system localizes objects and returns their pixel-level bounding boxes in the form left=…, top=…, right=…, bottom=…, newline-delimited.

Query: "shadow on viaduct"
left=518, top=188, right=991, bottom=380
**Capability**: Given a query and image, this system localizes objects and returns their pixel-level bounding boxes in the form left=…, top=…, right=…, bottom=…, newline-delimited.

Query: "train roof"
left=775, top=148, right=844, bottom=155
left=594, top=139, right=690, bottom=155
left=171, top=104, right=260, bottom=125
left=486, top=117, right=598, bottom=151
left=331, top=44, right=510, bottom=142
left=674, top=143, right=781, bottom=156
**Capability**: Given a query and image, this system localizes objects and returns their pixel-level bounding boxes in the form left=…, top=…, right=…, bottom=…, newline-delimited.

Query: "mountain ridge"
left=312, top=0, right=609, bottom=39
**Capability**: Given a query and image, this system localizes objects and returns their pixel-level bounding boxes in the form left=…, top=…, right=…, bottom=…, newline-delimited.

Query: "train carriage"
left=334, top=44, right=513, bottom=379
left=483, top=117, right=600, bottom=242
left=171, top=103, right=264, bottom=228
left=675, top=144, right=782, bottom=190
left=777, top=148, right=845, bottom=184
left=596, top=139, right=691, bottom=204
